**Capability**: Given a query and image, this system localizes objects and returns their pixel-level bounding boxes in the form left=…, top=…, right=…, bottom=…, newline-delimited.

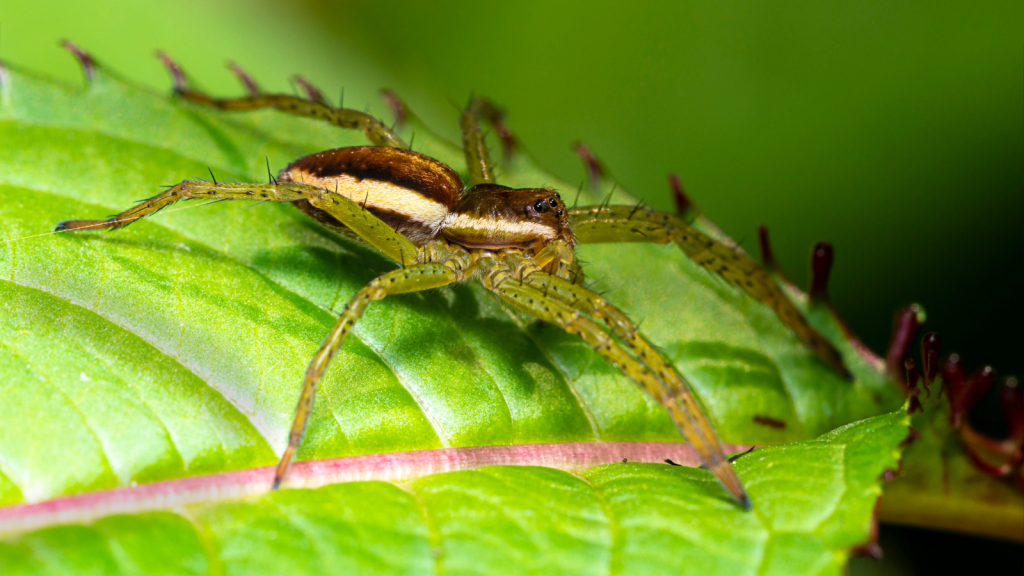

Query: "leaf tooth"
left=572, top=142, right=606, bottom=189
left=808, top=241, right=834, bottom=303
left=227, top=61, right=261, bottom=97
left=292, top=75, right=326, bottom=105
left=380, top=89, right=408, bottom=129
left=60, top=40, right=97, bottom=84
left=155, top=50, right=188, bottom=92
left=668, top=173, right=701, bottom=219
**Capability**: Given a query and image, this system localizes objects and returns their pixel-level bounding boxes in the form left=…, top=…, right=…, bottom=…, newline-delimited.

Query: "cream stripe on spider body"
left=442, top=213, right=558, bottom=242
left=286, top=170, right=451, bottom=231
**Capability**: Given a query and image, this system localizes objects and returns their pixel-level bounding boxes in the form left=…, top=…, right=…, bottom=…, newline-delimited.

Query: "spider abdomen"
left=280, top=146, right=463, bottom=245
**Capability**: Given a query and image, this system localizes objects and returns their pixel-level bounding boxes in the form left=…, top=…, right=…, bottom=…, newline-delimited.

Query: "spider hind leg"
left=481, top=256, right=750, bottom=509
left=570, top=205, right=851, bottom=378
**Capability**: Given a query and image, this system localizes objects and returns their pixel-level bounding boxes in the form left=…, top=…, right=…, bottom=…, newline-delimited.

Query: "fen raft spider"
left=55, top=61, right=849, bottom=510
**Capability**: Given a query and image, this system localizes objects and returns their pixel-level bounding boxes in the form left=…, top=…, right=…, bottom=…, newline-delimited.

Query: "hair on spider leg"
left=627, top=199, right=646, bottom=220
left=595, top=183, right=618, bottom=215
left=570, top=181, right=585, bottom=209
left=207, top=167, right=219, bottom=186
left=265, top=157, right=278, bottom=185
left=728, top=446, right=757, bottom=463
left=244, top=199, right=271, bottom=210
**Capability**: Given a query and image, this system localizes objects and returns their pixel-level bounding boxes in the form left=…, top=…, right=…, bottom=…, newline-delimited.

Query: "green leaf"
left=0, top=409, right=909, bottom=575
left=0, top=53, right=918, bottom=573
left=0, top=62, right=903, bottom=502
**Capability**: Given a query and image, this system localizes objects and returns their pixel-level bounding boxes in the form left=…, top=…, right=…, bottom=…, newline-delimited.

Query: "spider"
left=54, top=66, right=849, bottom=511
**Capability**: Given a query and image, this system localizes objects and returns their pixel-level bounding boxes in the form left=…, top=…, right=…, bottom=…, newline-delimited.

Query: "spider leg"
left=569, top=205, right=851, bottom=378
left=460, top=97, right=501, bottom=186
left=480, top=257, right=750, bottom=509
left=174, top=88, right=407, bottom=149
left=272, top=251, right=464, bottom=483
left=275, top=253, right=466, bottom=488
left=55, top=180, right=419, bottom=265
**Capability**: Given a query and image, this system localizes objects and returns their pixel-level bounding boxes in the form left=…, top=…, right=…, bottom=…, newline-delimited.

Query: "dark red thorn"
left=478, top=99, right=517, bottom=160
left=952, top=366, right=997, bottom=428
left=885, top=304, right=924, bottom=383
left=942, top=353, right=968, bottom=402
left=758, top=225, right=777, bottom=269
left=293, top=75, right=326, bottom=105
left=573, top=142, right=605, bottom=185
left=380, top=89, right=407, bottom=128
left=999, top=377, right=1023, bottom=445
left=61, top=40, right=96, bottom=82
left=156, top=51, right=188, bottom=92
left=495, top=124, right=516, bottom=159
left=809, top=242, right=834, bottom=303
left=920, top=333, right=941, bottom=387
left=227, top=62, right=260, bottom=96
left=668, top=174, right=693, bottom=216
left=905, top=359, right=923, bottom=413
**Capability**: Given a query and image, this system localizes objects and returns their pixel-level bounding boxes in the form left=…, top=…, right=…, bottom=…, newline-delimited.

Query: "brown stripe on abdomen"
left=281, top=150, right=457, bottom=244
left=281, top=147, right=463, bottom=209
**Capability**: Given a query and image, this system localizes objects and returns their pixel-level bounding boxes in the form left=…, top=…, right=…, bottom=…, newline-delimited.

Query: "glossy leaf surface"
left=0, top=410, right=909, bottom=575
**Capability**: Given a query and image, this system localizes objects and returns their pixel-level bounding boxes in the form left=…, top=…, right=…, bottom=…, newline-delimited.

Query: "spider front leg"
left=275, top=247, right=468, bottom=488
left=481, top=257, right=750, bottom=508
left=570, top=205, right=851, bottom=378
left=55, top=180, right=420, bottom=265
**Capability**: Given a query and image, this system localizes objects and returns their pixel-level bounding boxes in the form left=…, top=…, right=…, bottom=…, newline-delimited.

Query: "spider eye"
left=533, top=200, right=548, bottom=213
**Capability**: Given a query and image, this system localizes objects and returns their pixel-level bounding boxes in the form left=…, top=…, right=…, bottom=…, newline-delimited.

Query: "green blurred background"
left=1, top=0, right=1021, bottom=572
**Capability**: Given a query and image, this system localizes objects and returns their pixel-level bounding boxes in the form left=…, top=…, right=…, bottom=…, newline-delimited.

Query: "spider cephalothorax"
left=55, top=65, right=855, bottom=510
